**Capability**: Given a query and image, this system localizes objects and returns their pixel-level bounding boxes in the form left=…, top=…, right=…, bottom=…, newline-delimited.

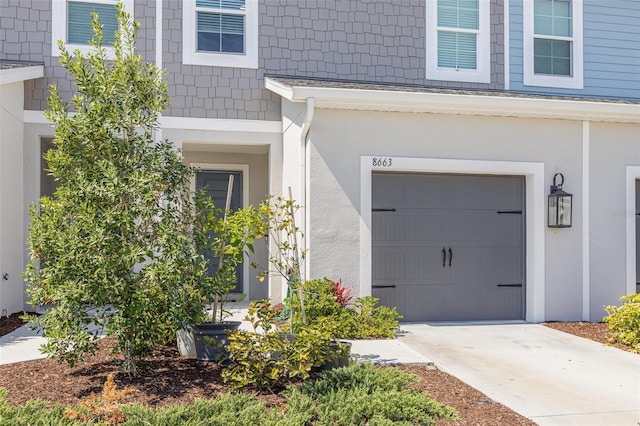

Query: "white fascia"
left=523, top=0, right=584, bottom=89
left=0, top=66, right=44, bottom=86
left=425, top=0, right=491, bottom=84
left=265, top=77, right=640, bottom=124
left=360, top=156, right=546, bottom=323
left=51, top=0, right=135, bottom=59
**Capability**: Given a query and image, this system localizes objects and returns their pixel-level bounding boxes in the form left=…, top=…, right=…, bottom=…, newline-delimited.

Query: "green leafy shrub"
left=603, top=293, right=640, bottom=352
left=23, top=5, right=210, bottom=373
left=283, top=363, right=459, bottom=426
left=222, top=301, right=348, bottom=390
left=291, top=278, right=401, bottom=339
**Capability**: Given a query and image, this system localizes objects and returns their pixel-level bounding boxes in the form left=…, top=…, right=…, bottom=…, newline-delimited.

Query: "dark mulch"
left=0, top=336, right=536, bottom=425
left=0, top=312, right=31, bottom=337
left=0, top=317, right=633, bottom=425
left=543, top=321, right=636, bottom=353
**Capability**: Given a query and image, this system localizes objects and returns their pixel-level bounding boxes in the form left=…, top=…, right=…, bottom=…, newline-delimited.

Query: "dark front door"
left=372, top=173, right=525, bottom=322
left=196, top=170, right=243, bottom=293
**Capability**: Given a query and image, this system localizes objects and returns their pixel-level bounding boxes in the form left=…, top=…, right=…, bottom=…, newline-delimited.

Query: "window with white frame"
left=51, top=0, right=134, bottom=58
left=183, top=0, right=258, bottom=68
left=426, top=0, right=490, bottom=83
left=524, top=0, right=583, bottom=89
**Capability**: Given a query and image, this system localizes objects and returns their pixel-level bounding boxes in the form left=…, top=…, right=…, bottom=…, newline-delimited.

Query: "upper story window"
left=52, top=0, right=134, bottom=58
left=524, top=0, right=583, bottom=89
left=426, top=0, right=490, bottom=84
left=183, top=0, right=258, bottom=68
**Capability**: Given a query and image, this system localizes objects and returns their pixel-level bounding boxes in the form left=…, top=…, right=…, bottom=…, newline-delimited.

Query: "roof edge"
left=265, top=77, right=640, bottom=124
left=0, top=65, right=44, bottom=86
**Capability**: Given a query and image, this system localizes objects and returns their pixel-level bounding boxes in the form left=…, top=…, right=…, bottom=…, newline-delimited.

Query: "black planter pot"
left=192, top=321, right=241, bottom=362
left=316, top=340, right=352, bottom=371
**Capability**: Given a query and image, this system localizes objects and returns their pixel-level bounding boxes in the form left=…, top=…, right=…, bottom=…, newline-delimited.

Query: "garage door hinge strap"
left=497, top=283, right=523, bottom=288
left=372, top=285, right=397, bottom=289
left=497, top=210, right=523, bottom=215
left=372, top=208, right=397, bottom=212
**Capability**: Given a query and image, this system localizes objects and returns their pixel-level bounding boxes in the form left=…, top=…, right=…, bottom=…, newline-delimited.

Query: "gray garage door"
left=372, top=173, right=525, bottom=322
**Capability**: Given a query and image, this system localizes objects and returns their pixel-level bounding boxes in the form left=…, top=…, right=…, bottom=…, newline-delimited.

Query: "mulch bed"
left=0, top=312, right=30, bottom=337
left=543, top=321, right=635, bottom=353
left=0, top=316, right=633, bottom=425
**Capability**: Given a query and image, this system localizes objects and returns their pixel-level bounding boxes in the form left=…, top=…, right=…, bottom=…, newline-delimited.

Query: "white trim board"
left=360, top=156, right=546, bottom=323
left=626, top=167, right=640, bottom=296
left=0, top=66, right=44, bottom=85
left=266, top=78, right=640, bottom=124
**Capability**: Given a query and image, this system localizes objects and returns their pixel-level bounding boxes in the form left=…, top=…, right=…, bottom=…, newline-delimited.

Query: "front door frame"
left=360, top=156, right=546, bottom=323
left=192, top=163, right=250, bottom=298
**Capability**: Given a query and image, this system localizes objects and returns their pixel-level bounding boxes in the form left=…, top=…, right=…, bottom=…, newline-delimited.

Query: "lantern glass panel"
left=558, top=195, right=572, bottom=227
left=548, top=196, right=557, bottom=227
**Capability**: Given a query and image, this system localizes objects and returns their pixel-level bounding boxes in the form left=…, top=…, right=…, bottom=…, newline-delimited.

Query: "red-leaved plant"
left=331, top=278, right=353, bottom=307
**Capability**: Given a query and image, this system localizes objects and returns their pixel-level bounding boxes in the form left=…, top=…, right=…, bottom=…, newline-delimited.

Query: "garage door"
left=372, top=173, right=525, bottom=322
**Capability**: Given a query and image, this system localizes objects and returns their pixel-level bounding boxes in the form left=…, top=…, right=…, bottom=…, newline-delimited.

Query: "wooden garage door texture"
left=372, top=173, right=525, bottom=322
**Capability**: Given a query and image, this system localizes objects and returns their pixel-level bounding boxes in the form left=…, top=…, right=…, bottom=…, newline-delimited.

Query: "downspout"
left=299, top=97, right=314, bottom=281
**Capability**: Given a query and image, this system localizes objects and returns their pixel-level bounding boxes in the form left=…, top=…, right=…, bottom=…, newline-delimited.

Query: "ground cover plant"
left=0, top=363, right=460, bottom=425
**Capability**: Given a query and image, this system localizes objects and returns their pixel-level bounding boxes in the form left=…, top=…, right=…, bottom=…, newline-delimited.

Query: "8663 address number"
left=372, top=157, right=393, bottom=167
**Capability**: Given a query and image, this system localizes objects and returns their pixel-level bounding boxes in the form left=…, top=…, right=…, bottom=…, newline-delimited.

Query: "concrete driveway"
left=399, top=322, right=640, bottom=426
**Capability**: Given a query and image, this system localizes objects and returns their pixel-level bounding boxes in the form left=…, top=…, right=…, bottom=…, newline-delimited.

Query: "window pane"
left=438, top=31, right=477, bottom=70
left=197, top=12, right=244, bottom=53
left=554, top=16, right=571, bottom=37
left=534, top=38, right=571, bottom=76
left=68, top=1, right=117, bottom=45
left=457, top=32, right=477, bottom=69
left=438, top=0, right=478, bottom=30
left=534, top=0, right=572, bottom=36
left=438, top=31, right=458, bottom=68
left=197, top=0, right=245, bottom=10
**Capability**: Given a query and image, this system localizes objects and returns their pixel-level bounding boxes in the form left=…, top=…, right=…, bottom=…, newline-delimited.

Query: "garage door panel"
left=373, top=210, right=446, bottom=243
left=373, top=246, right=448, bottom=281
left=372, top=172, right=525, bottom=322
left=373, top=284, right=523, bottom=322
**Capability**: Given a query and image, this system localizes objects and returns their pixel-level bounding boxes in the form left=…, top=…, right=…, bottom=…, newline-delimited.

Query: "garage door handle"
left=448, top=247, right=453, bottom=267
left=442, top=248, right=446, bottom=267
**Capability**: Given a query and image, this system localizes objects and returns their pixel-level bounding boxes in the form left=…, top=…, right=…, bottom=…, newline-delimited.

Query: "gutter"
left=300, top=97, right=314, bottom=281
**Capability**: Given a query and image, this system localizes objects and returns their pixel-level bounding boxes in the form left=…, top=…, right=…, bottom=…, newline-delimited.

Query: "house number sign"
left=372, top=157, right=393, bottom=167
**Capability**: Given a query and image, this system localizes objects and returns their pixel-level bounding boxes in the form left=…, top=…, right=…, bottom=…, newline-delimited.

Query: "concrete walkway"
left=399, top=322, right=640, bottom=426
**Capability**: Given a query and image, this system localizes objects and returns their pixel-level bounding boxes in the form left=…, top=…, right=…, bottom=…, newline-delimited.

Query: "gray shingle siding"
left=3, top=0, right=505, bottom=119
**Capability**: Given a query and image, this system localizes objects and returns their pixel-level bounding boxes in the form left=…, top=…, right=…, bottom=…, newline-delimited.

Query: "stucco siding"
left=0, top=82, right=26, bottom=316
left=589, top=122, right=640, bottom=320
left=509, top=0, right=640, bottom=100
left=307, top=108, right=589, bottom=320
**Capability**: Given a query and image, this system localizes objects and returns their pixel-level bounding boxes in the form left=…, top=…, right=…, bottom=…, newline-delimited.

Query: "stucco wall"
left=305, top=108, right=596, bottom=321
left=589, top=122, right=640, bottom=319
left=0, top=82, right=26, bottom=315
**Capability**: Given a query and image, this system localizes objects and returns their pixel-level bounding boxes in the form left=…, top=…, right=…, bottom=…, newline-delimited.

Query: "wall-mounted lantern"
left=548, top=173, right=572, bottom=228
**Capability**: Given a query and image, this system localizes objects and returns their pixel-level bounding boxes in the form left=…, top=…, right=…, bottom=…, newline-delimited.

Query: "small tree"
left=24, top=5, right=204, bottom=373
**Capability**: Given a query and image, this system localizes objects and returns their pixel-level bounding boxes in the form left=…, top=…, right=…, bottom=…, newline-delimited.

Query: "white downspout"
left=299, top=97, right=314, bottom=281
